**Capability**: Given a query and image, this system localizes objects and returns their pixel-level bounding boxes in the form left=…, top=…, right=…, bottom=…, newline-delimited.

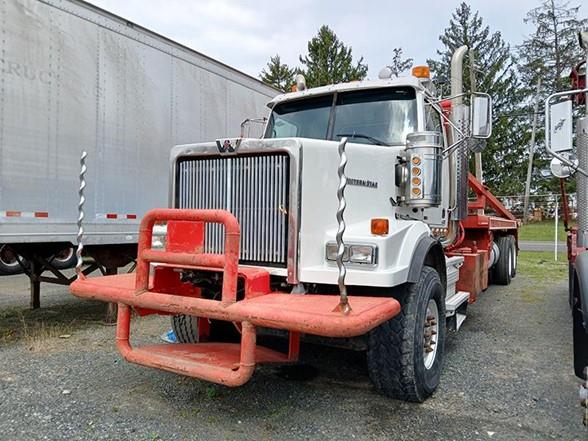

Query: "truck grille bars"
left=176, top=154, right=289, bottom=266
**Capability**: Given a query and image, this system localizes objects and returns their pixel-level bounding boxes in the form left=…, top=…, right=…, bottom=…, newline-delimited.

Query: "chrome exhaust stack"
left=442, top=45, right=468, bottom=248
left=450, top=45, right=470, bottom=221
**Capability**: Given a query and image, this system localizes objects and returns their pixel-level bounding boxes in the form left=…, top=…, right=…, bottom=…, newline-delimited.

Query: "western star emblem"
left=347, top=178, right=378, bottom=189
left=215, top=138, right=241, bottom=153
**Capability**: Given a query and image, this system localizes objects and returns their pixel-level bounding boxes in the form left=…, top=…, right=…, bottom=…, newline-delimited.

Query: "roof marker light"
left=412, top=66, right=430, bottom=79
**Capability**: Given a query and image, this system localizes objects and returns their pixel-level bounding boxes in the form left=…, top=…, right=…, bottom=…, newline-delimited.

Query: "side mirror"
left=548, top=100, right=573, bottom=152
left=550, top=153, right=578, bottom=178
left=240, top=117, right=268, bottom=138
left=471, top=93, right=492, bottom=139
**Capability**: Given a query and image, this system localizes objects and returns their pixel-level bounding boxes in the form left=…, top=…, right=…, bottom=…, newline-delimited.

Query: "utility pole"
left=523, top=78, right=542, bottom=222
left=469, top=49, right=483, bottom=183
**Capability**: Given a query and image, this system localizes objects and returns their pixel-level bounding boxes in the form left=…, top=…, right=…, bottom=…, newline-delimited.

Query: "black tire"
left=493, top=236, right=512, bottom=285
left=171, top=315, right=240, bottom=343
left=51, top=247, right=76, bottom=270
left=367, top=266, right=446, bottom=402
left=0, top=245, right=23, bottom=275
left=573, top=301, right=588, bottom=379
left=171, top=315, right=199, bottom=343
left=508, top=235, right=517, bottom=278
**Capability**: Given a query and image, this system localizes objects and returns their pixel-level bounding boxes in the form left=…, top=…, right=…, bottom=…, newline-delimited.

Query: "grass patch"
left=517, top=251, right=568, bottom=282
left=518, top=220, right=571, bottom=242
left=0, top=301, right=105, bottom=349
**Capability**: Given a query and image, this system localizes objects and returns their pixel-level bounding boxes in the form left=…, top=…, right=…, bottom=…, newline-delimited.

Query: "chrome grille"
left=176, top=154, right=289, bottom=266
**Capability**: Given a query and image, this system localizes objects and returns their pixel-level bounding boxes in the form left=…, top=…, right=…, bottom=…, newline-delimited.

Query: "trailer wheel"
left=367, top=266, right=446, bottom=402
left=493, top=236, right=512, bottom=285
left=0, top=245, right=22, bottom=275
left=51, top=247, right=76, bottom=270
left=171, top=315, right=199, bottom=343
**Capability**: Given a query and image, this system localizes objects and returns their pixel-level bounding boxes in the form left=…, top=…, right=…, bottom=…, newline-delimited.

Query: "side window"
left=425, top=105, right=442, bottom=133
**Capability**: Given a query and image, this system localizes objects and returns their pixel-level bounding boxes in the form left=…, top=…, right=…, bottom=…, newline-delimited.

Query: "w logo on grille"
left=215, top=138, right=241, bottom=153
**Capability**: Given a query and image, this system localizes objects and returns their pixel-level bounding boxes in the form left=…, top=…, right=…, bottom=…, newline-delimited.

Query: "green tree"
left=387, top=47, right=413, bottom=77
left=299, top=25, right=368, bottom=87
left=518, top=1, right=587, bottom=194
left=427, top=2, right=527, bottom=195
left=260, top=54, right=295, bottom=93
left=519, top=0, right=588, bottom=94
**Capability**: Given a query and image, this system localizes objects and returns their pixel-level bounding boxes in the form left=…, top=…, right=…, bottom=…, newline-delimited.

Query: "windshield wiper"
left=336, top=133, right=391, bottom=146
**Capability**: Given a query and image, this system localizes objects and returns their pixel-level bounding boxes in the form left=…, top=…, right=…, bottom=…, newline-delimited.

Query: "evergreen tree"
left=299, top=25, right=368, bottom=87
left=388, top=48, right=413, bottom=77
left=260, top=54, right=295, bottom=93
left=427, top=2, right=526, bottom=195
left=518, top=1, right=587, bottom=193
left=519, top=0, right=588, bottom=94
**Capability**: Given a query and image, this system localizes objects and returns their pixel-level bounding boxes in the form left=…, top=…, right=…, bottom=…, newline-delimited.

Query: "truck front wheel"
left=367, top=266, right=446, bottom=402
left=171, top=315, right=240, bottom=343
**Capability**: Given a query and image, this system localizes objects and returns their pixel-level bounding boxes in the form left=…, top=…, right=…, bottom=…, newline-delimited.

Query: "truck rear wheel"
left=493, top=236, right=513, bottom=285
left=508, top=235, right=517, bottom=278
left=367, top=266, right=446, bottom=402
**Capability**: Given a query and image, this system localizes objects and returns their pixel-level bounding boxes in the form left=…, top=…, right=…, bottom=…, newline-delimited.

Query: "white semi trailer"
left=0, top=0, right=276, bottom=307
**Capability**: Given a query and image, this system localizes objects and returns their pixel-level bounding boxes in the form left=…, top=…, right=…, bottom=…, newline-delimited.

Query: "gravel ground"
left=0, top=272, right=585, bottom=440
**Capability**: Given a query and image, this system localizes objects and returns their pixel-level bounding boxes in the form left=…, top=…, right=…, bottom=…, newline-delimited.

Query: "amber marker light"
left=412, top=66, right=430, bottom=78
left=371, top=218, right=389, bottom=235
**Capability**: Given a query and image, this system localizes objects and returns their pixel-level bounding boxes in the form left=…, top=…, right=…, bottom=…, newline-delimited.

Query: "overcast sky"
left=88, top=0, right=580, bottom=80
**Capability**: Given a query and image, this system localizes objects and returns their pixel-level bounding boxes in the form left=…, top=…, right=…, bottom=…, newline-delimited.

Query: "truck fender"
left=407, top=236, right=446, bottom=291
left=573, top=251, right=588, bottom=332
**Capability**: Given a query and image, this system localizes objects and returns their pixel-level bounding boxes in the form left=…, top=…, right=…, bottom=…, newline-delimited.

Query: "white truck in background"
left=543, top=30, right=588, bottom=425
left=0, top=0, right=276, bottom=306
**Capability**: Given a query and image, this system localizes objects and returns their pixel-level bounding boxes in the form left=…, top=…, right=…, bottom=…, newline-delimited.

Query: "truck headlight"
left=325, top=243, right=348, bottom=261
left=325, top=242, right=377, bottom=265
left=349, top=245, right=376, bottom=264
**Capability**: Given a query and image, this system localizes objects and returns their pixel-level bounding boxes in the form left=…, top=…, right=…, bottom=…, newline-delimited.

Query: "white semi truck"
left=72, top=46, right=519, bottom=401
left=543, top=30, right=588, bottom=425
left=0, top=0, right=276, bottom=308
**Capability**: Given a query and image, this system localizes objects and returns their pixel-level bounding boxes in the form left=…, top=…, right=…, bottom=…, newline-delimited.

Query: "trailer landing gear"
left=11, top=243, right=135, bottom=323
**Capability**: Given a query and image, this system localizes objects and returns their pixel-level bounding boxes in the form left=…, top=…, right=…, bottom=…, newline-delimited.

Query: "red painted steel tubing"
left=140, top=250, right=225, bottom=268
left=135, top=209, right=240, bottom=304
left=116, top=303, right=255, bottom=386
left=70, top=277, right=400, bottom=338
left=115, top=303, right=132, bottom=358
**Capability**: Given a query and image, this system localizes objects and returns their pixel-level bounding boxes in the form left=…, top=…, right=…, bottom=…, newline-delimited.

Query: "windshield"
left=265, top=87, right=417, bottom=146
